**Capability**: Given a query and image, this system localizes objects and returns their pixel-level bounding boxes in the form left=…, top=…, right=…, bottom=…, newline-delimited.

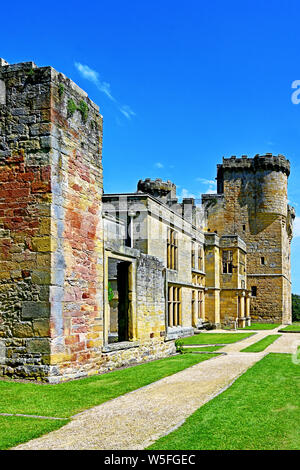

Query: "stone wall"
left=48, top=66, right=104, bottom=381
left=0, top=61, right=53, bottom=380
left=136, top=254, right=166, bottom=340
left=98, top=340, right=176, bottom=374
left=0, top=60, right=104, bottom=381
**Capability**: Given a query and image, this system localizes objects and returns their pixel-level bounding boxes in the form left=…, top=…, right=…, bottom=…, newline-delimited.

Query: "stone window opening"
left=108, top=258, right=131, bottom=344
left=198, top=244, right=204, bottom=271
left=192, top=289, right=204, bottom=326
left=191, top=242, right=196, bottom=269
left=192, top=290, right=196, bottom=324
left=261, top=256, right=265, bottom=265
left=168, top=286, right=181, bottom=326
left=251, top=286, right=257, bottom=297
left=222, top=250, right=233, bottom=274
left=242, top=224, right=246, bottom=231
left=198, top=290, right=204, bottom=319
left=167, top=228, right=178, bottom=270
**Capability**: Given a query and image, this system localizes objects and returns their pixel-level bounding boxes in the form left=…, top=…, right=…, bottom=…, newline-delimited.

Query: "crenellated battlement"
left=217, top=153, right=290, bottom=177
left=137, top=178, right=176, bottom=200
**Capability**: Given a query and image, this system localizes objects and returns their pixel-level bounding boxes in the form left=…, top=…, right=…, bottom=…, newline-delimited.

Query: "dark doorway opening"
left=108, top=258, right=130, bottom=343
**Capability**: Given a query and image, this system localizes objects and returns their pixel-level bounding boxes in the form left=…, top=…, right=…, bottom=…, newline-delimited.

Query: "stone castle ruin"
left=0, top=59, right=294, bottom=382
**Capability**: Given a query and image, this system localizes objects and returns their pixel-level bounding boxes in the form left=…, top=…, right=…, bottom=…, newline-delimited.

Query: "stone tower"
left=202, top=154, right=294, bottom=324
left=0, top=59, right=103, bottom=382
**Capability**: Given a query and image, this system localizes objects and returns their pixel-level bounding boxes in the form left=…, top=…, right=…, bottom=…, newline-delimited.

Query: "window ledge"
left=192, top=268, right=205, bottom=275
left=102, top=341, right=140, bottom=353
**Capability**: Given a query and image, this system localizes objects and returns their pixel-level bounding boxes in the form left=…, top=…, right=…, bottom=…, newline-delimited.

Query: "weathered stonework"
left=202, top=154, right=294, bottom=324
left=0, top=60, right=103, bottom=382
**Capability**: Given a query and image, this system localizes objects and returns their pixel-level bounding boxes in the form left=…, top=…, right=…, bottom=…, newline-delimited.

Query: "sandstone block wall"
left=0, top=60, right=104, bottom=382
left=136, top=254, right=166, bottom=341
left=0, top=62, right=53, bottom=379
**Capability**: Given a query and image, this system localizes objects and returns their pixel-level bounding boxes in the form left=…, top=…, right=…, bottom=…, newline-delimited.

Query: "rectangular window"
left=261, top=257, right=265, bottom=265
left=198, top=290, right=203, bottom=319
left=198, top=245, right=204, bottom=271
left=191, top=242, right=196, bottom=269
left=242, top=224, right=246, bottom=231
left=168, top=286, right=182, bottom=326
left=192, top=289, right=196, bottom=320
left=222, top=250, right=233, bottom=274
left=251, top=286, right=257, bottom=297
left=167, top=229, right=178, bottom=270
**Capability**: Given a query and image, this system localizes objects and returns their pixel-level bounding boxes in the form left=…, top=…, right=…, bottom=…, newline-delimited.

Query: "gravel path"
left=266, top=332, right=300, bottom=353
left=14, top=352, right=264, bottom=450
left=14, top=325, right=297, bottom=450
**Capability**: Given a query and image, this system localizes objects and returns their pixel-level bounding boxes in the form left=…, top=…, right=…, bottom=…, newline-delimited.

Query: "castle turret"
left=137, top=178, right=176, bottom=203
left=216, top=154, right=290, bottom=219
left=203, top=154, right=294, bottom=324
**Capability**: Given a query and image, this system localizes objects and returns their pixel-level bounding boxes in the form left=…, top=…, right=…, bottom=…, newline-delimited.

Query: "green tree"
left=292, top=294, right=300, bottom=321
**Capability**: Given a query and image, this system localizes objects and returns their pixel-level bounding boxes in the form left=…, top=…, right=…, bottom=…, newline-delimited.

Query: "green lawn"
left=0, top=353, right=216, bottom=419
left=148, top=353, right=300, bottom=450
left=241, top=334, right=281, bottom=352
left=0, top=353, right=218, bottom=449
left=280, top=322, right=300, bottom=332
left=182, top=346, right=224, bottom=352
left=0, top=416, right=69, bottom=450
left=181, top=332, right=254, bottom=345
left=238, top=322, right=280, bottom=330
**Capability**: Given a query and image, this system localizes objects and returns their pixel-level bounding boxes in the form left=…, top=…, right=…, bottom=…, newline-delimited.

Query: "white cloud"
left=74, top=62, right=135, bottom=120
left=155, top=162, right=164, bottom=168
left=74, top=62, right=115, bottom=101
left=119, top=105, right=136, bottom=120
left=195, top=177, right=217, bottom=194
left=195, top=177, right=216, bottom=186
left=179, top=188, right=196, bottom=199
left=293, top=216, right=300, bottom=237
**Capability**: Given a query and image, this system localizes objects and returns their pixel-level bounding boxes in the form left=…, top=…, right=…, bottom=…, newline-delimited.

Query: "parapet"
left=137, top=178, right=176, bottom=200
left=219, top=235, right=247, bottom=252
left=217, top=153, right=290, bottom=177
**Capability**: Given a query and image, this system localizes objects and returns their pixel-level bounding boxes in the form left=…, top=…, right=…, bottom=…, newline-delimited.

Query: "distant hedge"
left=292, top=294, right=300, bottom=322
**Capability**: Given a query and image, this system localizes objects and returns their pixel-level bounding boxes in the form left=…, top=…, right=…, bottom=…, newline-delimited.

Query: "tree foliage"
left=292, top=294, right=300, bottom=321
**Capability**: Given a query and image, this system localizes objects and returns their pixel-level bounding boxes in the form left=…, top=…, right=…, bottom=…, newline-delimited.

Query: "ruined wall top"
left=137, top=178, right=177, bottom=200
left=217, top=154, right=290, bottom=177
left=0, top=58, right=100, bottom=113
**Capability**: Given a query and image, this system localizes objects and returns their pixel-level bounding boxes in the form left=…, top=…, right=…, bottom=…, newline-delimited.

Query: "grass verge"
left=279, top=322, right=300, bottom=332
left=0, top=353, right=216, bottom=419
left=181, top=332, right=254, bottom=345
left=182, top=346, right=224, bottom=352
left=238, top=322, right=280, bottom=330
left=148, top=353, right=300, bottom=450
left=0, top=416, right=69, bottom=450
left=241, top=335, right=281, bottom=352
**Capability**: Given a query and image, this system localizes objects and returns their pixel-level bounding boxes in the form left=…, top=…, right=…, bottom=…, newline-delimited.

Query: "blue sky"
left=2, top=0, right=300, bottom=292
